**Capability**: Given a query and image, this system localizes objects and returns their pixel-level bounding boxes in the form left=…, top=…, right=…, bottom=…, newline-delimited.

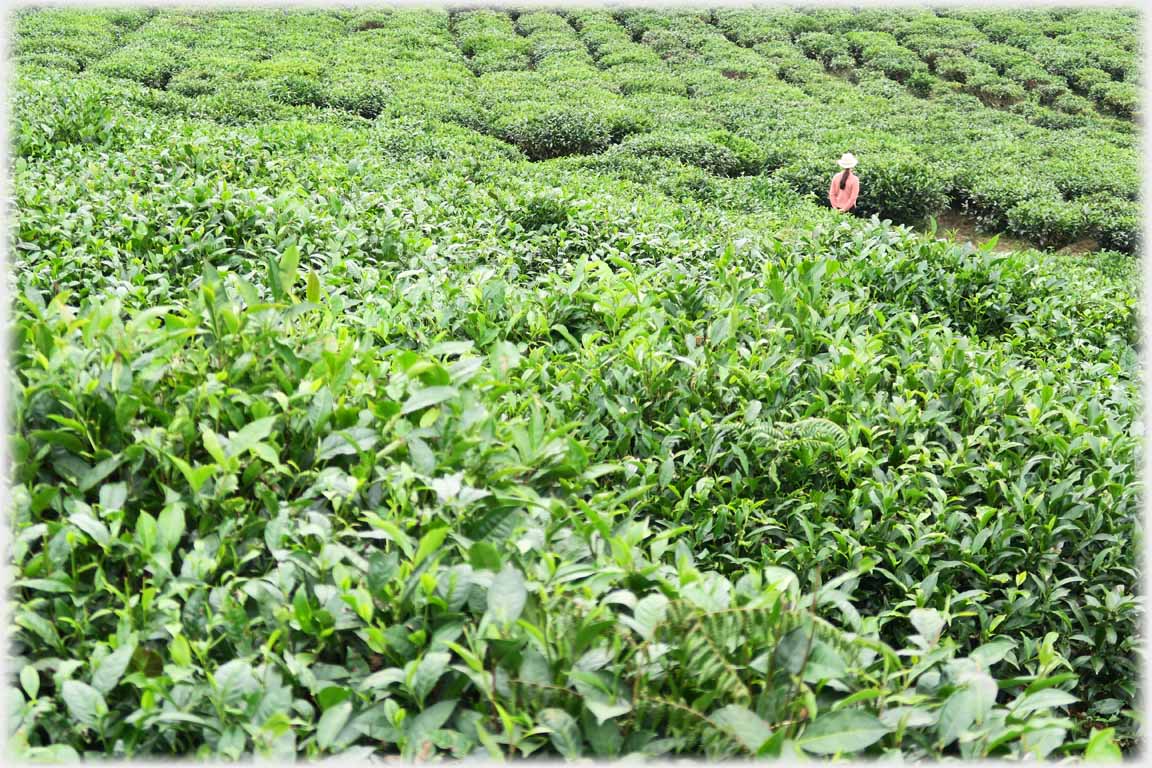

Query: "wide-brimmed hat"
left=837, top=152, right=858, bottom=169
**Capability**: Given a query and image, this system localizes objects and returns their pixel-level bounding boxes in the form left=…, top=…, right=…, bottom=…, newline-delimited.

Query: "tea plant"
left=7, top=5, right=1140, bottom=762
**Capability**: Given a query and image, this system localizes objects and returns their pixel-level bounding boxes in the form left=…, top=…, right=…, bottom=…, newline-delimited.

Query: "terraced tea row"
left=8, top=6, right=1141, bottom=763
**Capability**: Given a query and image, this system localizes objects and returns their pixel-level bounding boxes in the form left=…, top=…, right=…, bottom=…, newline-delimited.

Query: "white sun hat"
left=837, top=152, right=858, bottom=169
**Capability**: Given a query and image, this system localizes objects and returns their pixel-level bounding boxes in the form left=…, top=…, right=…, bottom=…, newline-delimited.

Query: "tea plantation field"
left=7, top=6, right=1142, bottom=762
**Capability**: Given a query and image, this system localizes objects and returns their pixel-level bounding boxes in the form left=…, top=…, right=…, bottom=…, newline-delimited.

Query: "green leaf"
left=251, top=441, right=282, bottom=468
left=345, top=587, right=374, bottom=623
left=317, top=686, right=352, bottom=711
left=428, top=340, right=475, bottom=357
left=77, top=455, right=123, bottom=492
left=571, top=671, right=631, bottom=724
left=363, top=516, right=415, bottom=558
left=360, top=668, right=406, bottom=691
left=91, top=642, right=137, bottom=694
left=401, top=386, right=458, bottom=415
left=489, top=341, right=521, bottom=377
left=712, top=704, right=774, bottom=753
left=410, top=652, right=451, bottom=706
left=170, top=635, right=192, bottom=667
left=135, top=512, right=158, bottom=553
left=306, top=271, right=321, bottom=303
left=406, top=436, right=436, bottom=474
left=1024, top=672, right=1078, bottom=695
left=1084, top=728, right=1123, bottom=762
left=70, top=511, right=111, bottom=547
left=468, top=541, right=502, bottom=572
left=971, top=638, right=1015, bottom=668
left=413, top=526, right=450, bottom=567
left=1011, top=688, right=1078, bottom=717
left=157, top=503, right=185, bottom=553
left=202, top=428, right=228, bottom=465
left=539, top=708, right=583, bottom=758
left=910, top=607, right=945, bottom=645
left=802, top=640, right=848, bottom=683
left=278, top=242, right=301, bottom=297
left=798, top=710, right=889, bottom=755
left=937, top=687, right=980, bottom=747
left=169, top=456, right=215, bottom=494
left=775, top=625, right=811, bottom=675
left=212, top=660, right=258, bottom=707
left=629, top=594, right=668, bottom=640
left=16, top=612, right=61, bottom=649
left=293, top=589, right=314, bottom=632
left=20, top=666, right=39, bottom=700
left=98, top=482, right=128, bottom=512
left=14, top=578, right=72, bottom=594
left=229, top=417, right=277, bottom=458
left=582, top=696, right=632, bottom=726
left=317, top=700, right=352, bottom=751
left=582, top=711, right=623, bottom=757
left=21, top=744, right=80, bottom=762
left=487, top=566, right=527, bottom=626
left=61, top=680, right=108, bottom=728
left=405, top=700, right=457, bottom=745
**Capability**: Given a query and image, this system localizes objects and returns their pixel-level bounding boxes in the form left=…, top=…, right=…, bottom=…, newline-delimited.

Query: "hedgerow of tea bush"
left=7, top=6, right=1140, bottom=763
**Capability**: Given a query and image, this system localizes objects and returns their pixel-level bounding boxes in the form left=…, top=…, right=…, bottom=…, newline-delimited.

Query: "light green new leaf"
left=413, top=527, right=450, bottom=567
left=1084, top=727, right=1123, bottom=762
left=170, top=635, right=192, bottom=667
left=306, top=271, right=321, bottom=303
left=201, top=427, right=228, bottom=466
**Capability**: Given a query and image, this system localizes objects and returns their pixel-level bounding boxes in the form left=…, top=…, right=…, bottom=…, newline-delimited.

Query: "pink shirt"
left=829, top=171, right=859, bottom=211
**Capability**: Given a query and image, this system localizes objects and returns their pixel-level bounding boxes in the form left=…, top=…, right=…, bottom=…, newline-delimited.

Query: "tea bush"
left=7, top=6, right=1140, bottom=763
left=610, top=130, right=765, bottom=177
left=1004, top=198, right=1085, bottom=249
left=454, top=9, right=532, bottom=75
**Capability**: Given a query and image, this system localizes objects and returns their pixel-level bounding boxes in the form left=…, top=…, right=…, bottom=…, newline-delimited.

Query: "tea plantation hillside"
left=7, top=6, right=1141, bottom=762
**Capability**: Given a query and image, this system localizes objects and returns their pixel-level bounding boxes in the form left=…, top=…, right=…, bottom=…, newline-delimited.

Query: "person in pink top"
left=828, top=152, right=859, bottom=212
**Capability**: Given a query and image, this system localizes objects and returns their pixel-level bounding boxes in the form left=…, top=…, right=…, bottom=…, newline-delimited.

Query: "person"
left=828, top=152, right=859, bottom=213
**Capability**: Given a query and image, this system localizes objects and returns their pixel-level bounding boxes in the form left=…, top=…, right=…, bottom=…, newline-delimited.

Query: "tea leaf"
left=91, top=642, right=136, bottom=694
left=487, top=566, right=527, bottom=626
left=712, top=704, right=774, bottom=753
left=798, top=711, right=889, bottom=755
left=61, top=680, right=107, bottom=728
left=317, top=700, right=352, bottom=751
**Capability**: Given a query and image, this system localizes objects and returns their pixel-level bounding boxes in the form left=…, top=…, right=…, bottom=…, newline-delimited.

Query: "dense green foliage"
left=7, top=6, right=1141, bottom=762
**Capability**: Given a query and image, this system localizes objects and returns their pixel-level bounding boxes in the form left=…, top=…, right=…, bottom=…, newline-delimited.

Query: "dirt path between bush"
left=923, top=210, right=1100, bottom=256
